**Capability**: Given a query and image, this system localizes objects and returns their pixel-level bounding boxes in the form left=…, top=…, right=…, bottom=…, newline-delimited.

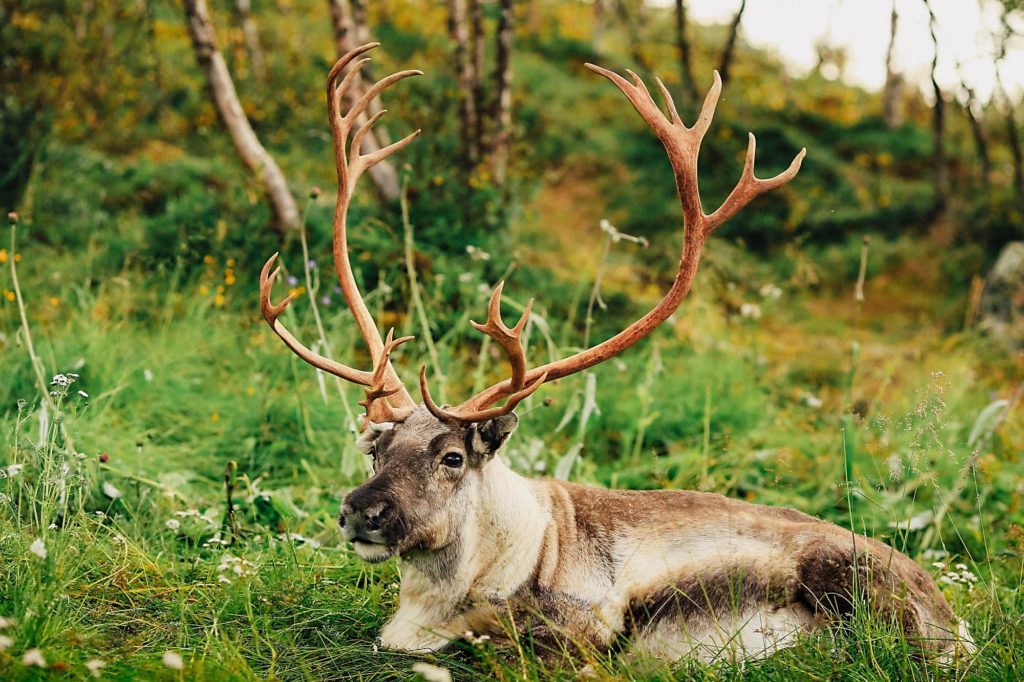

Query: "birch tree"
left=491, top=0, right=514, bottom=184
left=882, top=0, right=903, bottom=128
left=183, top=0, right=299, bottom=232
left=922, top=0, right=947, bottom=211
left=718, top=0, right=747, bottom=85
left=449, top=0, right=480, bottom=168
left=235, top=0, right=266, bottom=81
left=326, top=0, right=401, bottom=201
left=674, top=0, right=698, bottom=102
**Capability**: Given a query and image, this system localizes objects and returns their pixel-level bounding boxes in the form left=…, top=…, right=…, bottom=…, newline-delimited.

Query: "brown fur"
left=342, top=409, right=970, bottom=661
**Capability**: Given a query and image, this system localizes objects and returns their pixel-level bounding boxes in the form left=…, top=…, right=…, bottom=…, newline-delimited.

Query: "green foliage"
left=2, top=1, right=1023, bottom=679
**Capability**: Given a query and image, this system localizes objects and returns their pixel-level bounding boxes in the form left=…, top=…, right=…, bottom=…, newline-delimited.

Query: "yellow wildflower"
left=203, top=254, right=215, bottom=265
left=49, top=297, right=59, bottom=307
left=226, top=258, right=236, bottom=267
left=3, top=290, right=13, bottom=301
left=246, top=387, right=256, bottom=396
left=211, top=412, right=220, bottom=422
left=0, top=249, right=7, bottom=263
left=199, top=285, right=210, bottom=296
left=214, top=293, right=225, bottom=307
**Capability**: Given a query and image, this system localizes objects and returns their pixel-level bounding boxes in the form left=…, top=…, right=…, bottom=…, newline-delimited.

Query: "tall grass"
left=1, top=209, right=1021, bottom=680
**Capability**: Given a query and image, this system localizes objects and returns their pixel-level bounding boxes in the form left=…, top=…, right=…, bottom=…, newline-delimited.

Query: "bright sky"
left=655, top=0, right=1024, bottom=103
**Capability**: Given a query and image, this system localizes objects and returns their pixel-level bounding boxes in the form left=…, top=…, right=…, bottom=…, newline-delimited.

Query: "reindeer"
left=259, top=44, right=975, bottom=664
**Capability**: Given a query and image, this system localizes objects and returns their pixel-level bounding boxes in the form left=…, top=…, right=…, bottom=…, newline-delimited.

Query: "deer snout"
left=339, top=491, right=398, bottom=543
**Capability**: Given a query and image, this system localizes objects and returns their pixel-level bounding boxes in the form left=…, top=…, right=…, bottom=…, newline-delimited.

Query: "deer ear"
left=469, top=413, right=519, bottom=459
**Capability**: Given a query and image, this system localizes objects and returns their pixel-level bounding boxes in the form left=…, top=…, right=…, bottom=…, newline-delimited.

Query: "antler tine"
left=420, top=365, right=548, bottom=424
left=705, top=133, right=806, bottom=235
left=258, top=253, right=373, bottom=386
left=467, top=282, right=533, bottom=394
left=440, top=63, right=804, bottom=416
left=358, top=328, right=415, bottom=427
left=348, top=69, right=423, bottom=128
left=259, top=252, right=296, bottom=323
left=418, top=282, right=538, bottom=420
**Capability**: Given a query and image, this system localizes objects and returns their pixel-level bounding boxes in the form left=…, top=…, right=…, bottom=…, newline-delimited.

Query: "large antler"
left=259, top=43, right=421, bottom=425
left=422, top=66, right=805, bottom=419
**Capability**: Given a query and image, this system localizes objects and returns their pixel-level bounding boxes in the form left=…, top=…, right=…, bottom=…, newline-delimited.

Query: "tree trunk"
left=994, top=7, right=1023, bottom=201
left=674, top=0, right=698, bottom=102
left=491, top=0, right=513, bottom=185
left=184, top=0, right=298, bottom=233
left=1006, top=99, right=1024, bottom=199
left=449, top=0, right=479, bottom=168
left=236, top=0, right=266, bottom=81
left=325, top=0, right=401, bottom=202
left=882, top=0, right=903, bottom=128
left=923, top=0, right=946, bottom=212
left=614, top=0, right=652, bottom=77
left=963, top=100, right=991, bottom=185
left=957, top=61, right=990, bottom=185
left=349, top=0, right=371, bottom=44
left=592, top=0, right=607, bottom=56
left=470, top=0, right=486, bottom=155
left=718, top=0, right=747, bottom=85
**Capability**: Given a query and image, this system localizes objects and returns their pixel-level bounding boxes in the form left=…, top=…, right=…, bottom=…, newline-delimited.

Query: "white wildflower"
left=7, top=464, right=23, bottom=477
left=22, top=648, right=47, bottom=667
left=102, top=481, right=123, bottom=499
left=739, top=302, right=762, bottom=320
left=86, top=659, right=106, bottom=677
left=162, top=651, right=184, bottom=670
left=143, top=369, right=154, bottom=382
left=111, top=534, right=125, bottom=544
left=411, top=662, right=452, bottom=682
left=466, top=244, right=491, bottom=261
left=77, top=390, right=89, bottom=398
left=457, top=272, right=473, bottom=283
left=800, top=392, right=823, bottom=409
left=50, top=374, right=71, bottom=387
left=165, top=519, right=181, bottom=531
left=216, top=554, right=255, bottom=579
left=29, top=538, right=47, bottom=560
left=463, top=631, right=491, bottom=646
left=0, top=635, right=12, bottom=651
left=759, top=283, right=783, bottom=300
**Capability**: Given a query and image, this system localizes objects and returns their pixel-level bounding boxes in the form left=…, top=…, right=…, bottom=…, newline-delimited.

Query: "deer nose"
left=339, top=500, right=393, bottom=533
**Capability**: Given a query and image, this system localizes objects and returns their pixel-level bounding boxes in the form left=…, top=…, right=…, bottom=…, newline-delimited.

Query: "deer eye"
left=441, top=452, right=464, bottom=468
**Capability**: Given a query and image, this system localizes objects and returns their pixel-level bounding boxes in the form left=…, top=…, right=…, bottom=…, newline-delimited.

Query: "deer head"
left=259, top=44, right=804, bottom=563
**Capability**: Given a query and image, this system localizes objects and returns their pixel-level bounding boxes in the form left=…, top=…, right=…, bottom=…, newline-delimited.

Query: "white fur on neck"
left=378, top=456, right=547, bottom=651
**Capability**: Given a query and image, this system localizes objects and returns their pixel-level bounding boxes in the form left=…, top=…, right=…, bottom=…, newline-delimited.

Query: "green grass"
left=1, top=205, right=1022, bottom=681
